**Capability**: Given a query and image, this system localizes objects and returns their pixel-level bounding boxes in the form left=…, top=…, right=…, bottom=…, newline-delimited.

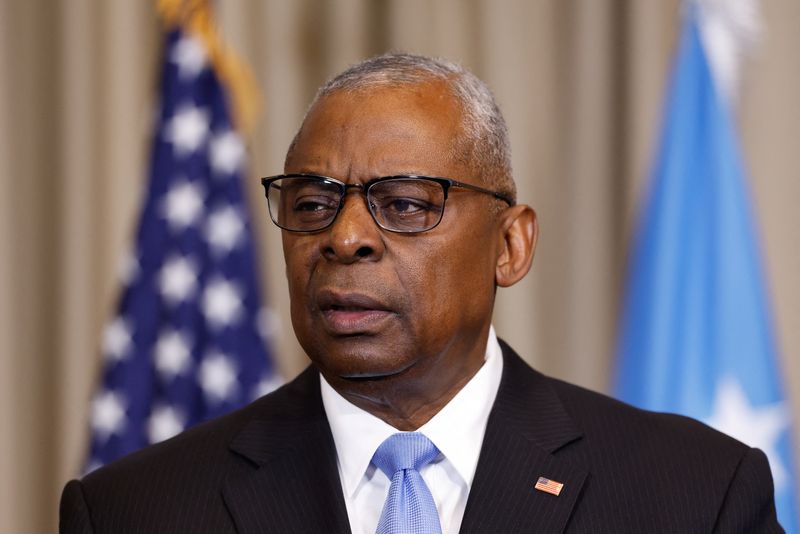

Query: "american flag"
left=85, top=27, right=279, bottom=472
left=534, top=477, right=564, bottom=497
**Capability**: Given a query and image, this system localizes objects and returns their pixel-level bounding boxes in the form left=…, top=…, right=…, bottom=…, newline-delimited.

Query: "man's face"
left=282, top=82, right=503, bottom=396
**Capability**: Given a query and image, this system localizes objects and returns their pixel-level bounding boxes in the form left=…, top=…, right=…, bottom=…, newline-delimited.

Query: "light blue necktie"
left=373, top=432, right=443, bottom=534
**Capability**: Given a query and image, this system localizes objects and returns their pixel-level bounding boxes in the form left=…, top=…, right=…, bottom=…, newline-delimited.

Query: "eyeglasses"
left=260, top=173, right=514, bottom=233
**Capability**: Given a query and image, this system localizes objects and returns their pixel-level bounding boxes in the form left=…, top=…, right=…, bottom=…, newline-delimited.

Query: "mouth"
left=316, top=290, right=396, bottom=335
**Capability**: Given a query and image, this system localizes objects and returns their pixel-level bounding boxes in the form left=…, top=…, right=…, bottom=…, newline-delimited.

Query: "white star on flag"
left=84, top=460, right=103, bottom=476
left=91, top=390, right=127, bottom=441
left=118, top=250, right=139, bottom=285
left=164, top=104, right=210, bottom=156
left=258, top=307, right=280, bottom=340
left=103, top=317, right=132, bottom=361
left=199, top=351, right=238, bottom=402
left=209, top=130, right=245, bottom=176
left=252, top=373, right=283, bottom=400
left=161, top=181, right=204, bottom=231
left=170, top=35, right=207, bottom=79
left=159, top=255, right=198, bottom=304
left=154, top=329, right=192, bottom=380
left=202, top=277, right=243, bottom=329
left=147, top=405, right=185, bottom=444
left=206, top=206, right=244, bottom=254
left=706, top=377, right=790, bottom=490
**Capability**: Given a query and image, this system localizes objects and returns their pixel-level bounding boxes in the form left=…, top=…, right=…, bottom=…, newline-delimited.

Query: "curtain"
left=1, top=1, right=798, bottom=532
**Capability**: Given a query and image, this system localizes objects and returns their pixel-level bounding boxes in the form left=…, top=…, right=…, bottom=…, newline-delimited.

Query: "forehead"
left=285, top=81, right=471, bottom=181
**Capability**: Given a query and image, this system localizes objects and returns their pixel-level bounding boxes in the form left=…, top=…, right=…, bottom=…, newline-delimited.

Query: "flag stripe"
left=535, top=477, right=564, bottom=496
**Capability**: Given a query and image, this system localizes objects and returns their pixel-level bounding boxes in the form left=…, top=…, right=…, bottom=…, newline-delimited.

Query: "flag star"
left=161, top=180, right=204, bottom=231
left=154, top=329, right=192, bottom=379
left=147, top=405, right=186, bottom=444
left=170, top=35, right=207, bottom=79
left=199, top=351, right=238, bottom=402
left=164, top=105, right=210, bottom=156
left=91, top=390, right=127, bottom=441
left=159, top=255, right=198, bottom=304
left=102, top=317, right=132, bottom=362
left=119, top=250, right=139, bottom=284
left=258, top=307, right=280, bottom=340
left=206, top=206, right=244, bottom=254
left=83, top=460, right=103, bottom=476
left=706, top=377, right=790, bottom=490
left=209, top=130, right=245, bottom=176
left=202, top=278, right=243, bottom=329
left=252, top=373, right=282, bottom=400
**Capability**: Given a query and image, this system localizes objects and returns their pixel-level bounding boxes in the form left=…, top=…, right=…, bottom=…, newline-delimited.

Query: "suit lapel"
left=221, top=368, right=351, bottom=534
left=219, top=343, right=587, bottom=533
left=460, top=342, right=587, bottom=533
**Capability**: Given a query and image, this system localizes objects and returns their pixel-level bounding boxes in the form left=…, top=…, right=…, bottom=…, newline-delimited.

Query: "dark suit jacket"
left=60, top=341, right=782, bottom=533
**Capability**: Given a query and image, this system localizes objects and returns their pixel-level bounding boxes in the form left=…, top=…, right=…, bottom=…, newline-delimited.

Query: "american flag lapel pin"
left=534, top=476, right=564, bottom=496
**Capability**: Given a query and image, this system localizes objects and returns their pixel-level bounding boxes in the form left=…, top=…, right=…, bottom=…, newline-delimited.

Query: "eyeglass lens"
left=267, top=176, right=446, bottom=233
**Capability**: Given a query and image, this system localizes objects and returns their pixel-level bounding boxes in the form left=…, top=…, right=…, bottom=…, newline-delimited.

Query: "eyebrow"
left=289, top=170, right=433, bottom=181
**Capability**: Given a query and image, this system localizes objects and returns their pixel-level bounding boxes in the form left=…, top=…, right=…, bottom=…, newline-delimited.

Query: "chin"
left=337, top=364, right=412, bottom=381
left=309, top=341, right=415, bottom=382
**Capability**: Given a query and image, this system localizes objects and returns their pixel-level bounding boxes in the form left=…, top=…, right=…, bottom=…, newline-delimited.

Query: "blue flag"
left=614, top=12, right=797, bottom=530
left=86, top=28, right=279, bottom=471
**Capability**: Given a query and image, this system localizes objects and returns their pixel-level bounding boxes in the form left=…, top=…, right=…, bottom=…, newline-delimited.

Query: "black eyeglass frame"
left=260, top=173, right=515, bottom=234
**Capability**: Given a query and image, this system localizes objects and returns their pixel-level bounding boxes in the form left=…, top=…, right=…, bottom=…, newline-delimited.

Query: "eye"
left=382, top=197, right=432, bottom=214
left=293, top=195, right=338, bottom=212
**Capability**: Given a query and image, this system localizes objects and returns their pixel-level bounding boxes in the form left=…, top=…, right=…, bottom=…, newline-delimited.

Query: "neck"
left=322, top=338, right=488, bottom=430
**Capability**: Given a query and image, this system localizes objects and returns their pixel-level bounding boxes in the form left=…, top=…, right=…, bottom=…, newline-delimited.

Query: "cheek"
left=395, top=230, right=495, bottom=328
left=282, top=238, right=318, bottom=306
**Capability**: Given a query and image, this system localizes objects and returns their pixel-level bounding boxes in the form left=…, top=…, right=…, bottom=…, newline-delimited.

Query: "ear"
left=495, top=204, right=538, bottom=288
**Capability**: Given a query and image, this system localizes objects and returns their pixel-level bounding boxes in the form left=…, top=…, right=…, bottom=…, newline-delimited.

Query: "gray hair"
left=289, top=52, right=516, bottom=203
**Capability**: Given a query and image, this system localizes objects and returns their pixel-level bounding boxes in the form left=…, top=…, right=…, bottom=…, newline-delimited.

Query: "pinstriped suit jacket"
left=60, top=341, right=783, bottom=533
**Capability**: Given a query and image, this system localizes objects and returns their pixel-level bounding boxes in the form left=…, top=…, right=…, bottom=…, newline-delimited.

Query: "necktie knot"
left=372, top=432, right=443, bottom=534
left=372, top=432, right=440, bottom=477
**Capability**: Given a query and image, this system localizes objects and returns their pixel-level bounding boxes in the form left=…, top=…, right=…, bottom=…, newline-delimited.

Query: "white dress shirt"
left=320, top=326, right=504, bottom=534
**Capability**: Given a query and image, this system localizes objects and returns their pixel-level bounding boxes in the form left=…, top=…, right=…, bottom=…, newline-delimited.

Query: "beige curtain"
left=1, top=1, right=798, bottom=532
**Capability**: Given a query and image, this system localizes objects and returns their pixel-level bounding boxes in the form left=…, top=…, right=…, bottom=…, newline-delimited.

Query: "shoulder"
left=84, top=366, right=318, bottom=482
left=545, top=372, right=759, bottom=483
left=60, top=367, right=321, bottom=532
left=496, top=341, right=780, bottom=531
left=548, top=372, right=743, bottom=451
left=499, top=338, right=749, bottom=459
left=545, top=374, right=779, bottom=530
left=526, top=357, right=755, bottom=477
left=82, top=393, right=258, bottom=486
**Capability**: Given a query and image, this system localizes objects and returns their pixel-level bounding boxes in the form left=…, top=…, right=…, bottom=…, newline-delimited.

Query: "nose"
left=321, top=193, right=385, bottom=263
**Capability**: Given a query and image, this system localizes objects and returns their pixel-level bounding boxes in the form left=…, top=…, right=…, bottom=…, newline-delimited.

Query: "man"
left=60, top=53, right=782, bottom=533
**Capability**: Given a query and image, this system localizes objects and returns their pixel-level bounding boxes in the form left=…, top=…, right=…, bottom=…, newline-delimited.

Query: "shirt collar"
left=320, top=326, right=504, bottom=497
